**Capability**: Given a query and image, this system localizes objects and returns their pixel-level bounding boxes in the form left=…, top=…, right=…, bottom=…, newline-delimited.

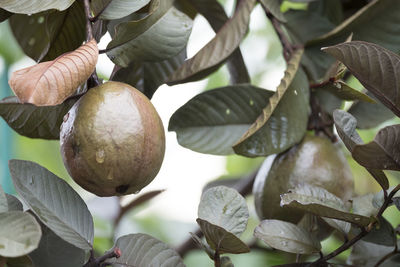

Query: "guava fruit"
left=60, top=81, right=165, bottom=196
left=253, top=133, right=354, bottom=223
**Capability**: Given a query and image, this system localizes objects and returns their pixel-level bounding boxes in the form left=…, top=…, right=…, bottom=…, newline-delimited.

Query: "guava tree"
left=0, top=0, right=400, bottom=266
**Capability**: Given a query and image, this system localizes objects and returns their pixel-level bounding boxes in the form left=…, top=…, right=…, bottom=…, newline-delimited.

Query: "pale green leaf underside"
left=107, top=3, right=192, bottom=67
left=198, top=186, right=249, bottom=236
left=254, top=219, right=321, bottom=254
left=169, top=84, right=274, bottom=155
left=197, top=218, right=250, bottom=254
left=106, top=234, right=185, bottom=267
left=92, top=0, right=151, bottom=20
left=9, top=160, right=94, bottom=250
left=0, top=0, right=74, bottom=14
left=0, top=211, right=41, bottom=257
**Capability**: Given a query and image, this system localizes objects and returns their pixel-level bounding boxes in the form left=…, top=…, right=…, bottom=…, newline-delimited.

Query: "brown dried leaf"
left=9, top=39, right=98, bottom=106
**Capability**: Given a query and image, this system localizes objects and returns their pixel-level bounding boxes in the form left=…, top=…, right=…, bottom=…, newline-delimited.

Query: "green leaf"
left=4, top=255, right=33, bottom=267
left=0, top=186, right=7, bottom=213
left=358, top=217, right=396, bottom=247
left=254, top=219, right=321, bottom=254
left=0, top=211, right=41, bottom=257
left=167, top=0, right=257, bottom=85
left=259, top=0, right=286, bottom=22
left=306, top=0, right=400, bottom=81
left=317, top=81, right=374, bottom=103
left=9, top=160, right=94, bottom=250
left=322, top=217, right=350, bottom=236
left=106, top=0, right=192, bottom=67
left=352, top=125, right=400, bottom=170
left=348, top=93, right=394, bottom=129
left=0, top=0, right=75, bottom=14
left=221, top=256, right=234, bottom=267
left=186, top=0, right=250, bottom=84
left=0, top=96, right=77, bottom=140
left=323, top=41, right=400, bottom=118
left=347, top=240, right=398, bottom=267
left=333, top=109, right=389, bottom=189
left=91, top=0, right=151, bottom=20
left=198, top=186, right=248, bottom=236
left=5, top=194, right=23, bottom=212
left=168, top=84, right=274, bottom=155
left=10, top=1, right=86, bottom=62
left=233, top=67, right=310, bottom=157
left=29, top=219, right=86, bottom=267
left=105, top=233, right=185, bottom=267
left=0, top=9, right=12, bottom=22
left=280, top=184, right=371, bottom=226
left=112, top=47, right=186, bottom=99
left=196, top=218, right=250, bottom=254
left=352, top=194, right=378, bottom=217
left=313, top=90, right=342, bottom=115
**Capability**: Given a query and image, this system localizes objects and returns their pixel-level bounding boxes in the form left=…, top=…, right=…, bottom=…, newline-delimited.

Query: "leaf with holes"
left=187, top=0, right=250, bottom=83
left=323, top=41, right=400, bottom=118
left=333, top=109, right=389, bottom=189
left=352, top=125, right=400, bottom=170
left=198, top=186, right=248, bottom=236
left=169, top=84, right=274, bottom=155
left=105, top=234, right=185, bottom=267
left=197, top=218, right=250, bottom=254
left=167, top=0, right=256, bottom=84
left=0, top=96, right=78, bottom=139
left=9, top=160, right=94, bottom=250
left=254, top=219, right=321, bottom=254
left=280, top=184, right=371, bottom=226
left=9, top=39, right=98, bottom=106
left=233, top=66, right=310, bottom=157
left=106, top=0, right=192, bottom=67
left=0, top=0, right=75, bottom=14
left=91, top=0, right=151, bottom=20
left=0, top=211, right=42, bottom=257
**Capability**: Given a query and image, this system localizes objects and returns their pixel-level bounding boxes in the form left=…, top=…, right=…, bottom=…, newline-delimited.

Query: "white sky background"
left=8, top=2, right=285, bottom=224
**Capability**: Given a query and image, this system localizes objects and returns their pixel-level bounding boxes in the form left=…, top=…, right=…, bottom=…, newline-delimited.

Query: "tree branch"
left=311, top=184, right=400, bottom=266
left=83, top=0, right=94, bottom=41
left=375, top=244, right=399, bottom=267
left=84, top=248, right=121, bottom=267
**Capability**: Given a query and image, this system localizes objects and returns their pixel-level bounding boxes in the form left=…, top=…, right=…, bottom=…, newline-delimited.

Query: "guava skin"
left=254, top=134, right=354, bottom=223
left=60, top=81, right=165, bottom=196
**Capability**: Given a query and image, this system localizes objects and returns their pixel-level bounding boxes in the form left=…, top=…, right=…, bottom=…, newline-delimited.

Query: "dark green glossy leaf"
left=306, top=0, right=400, bottom=81
left=0, top=0, right=74, bottom=14
left=280, top=184, right=371, bottom=226
left=5, top=194, right=23, bottom=212
left=198, top=186, right=248, bottom=236
left=347, top=240, right=396, bottom=266
left=0, top=211, right=41, bottom=257
left=169, top=84, right=274, bottom=155
left=112, top=47, right=186, bottom=99
left=0, top=9, right=12, bottom=22
left=313, top=90, right=342, bottom=115
left=358, top=217, right=396, bottom=246
left=10, top=1, right=85, bottom=62
left=259, top=0, right=286, bottom=22
left=5, top=255, right=33, bottom=267
left=0, top=185, right=7, bottom=212
left=187, top=0, right=250, bottom=84
left=318, top=81, right=374, bottom=103
left=254, top=219, right=321, bottom=254
left=9, top=160, right=94, bottom=250
left=323, top=41, right=400, bottom=118
left=105, top=234, right=185, bottom=267
left=29, top=220, right=86, bottom=267
left=393, top=197, right=400, bottom=211
left=233, top=67, right=310, bottom=157
left=0, top=96, right=77, bottom=140
left=106, top=0, right=192, bottom=67
left=167, top=0, right=257, bottom=85
left=348, top=93, right=394, bottom=129
left=352, top=125, right=400, bottom=170
left=91, top=0, right=151, bottom=20
left=197, top=218, right=250, bottom=254
left=333, top=109, right=389, bottom=189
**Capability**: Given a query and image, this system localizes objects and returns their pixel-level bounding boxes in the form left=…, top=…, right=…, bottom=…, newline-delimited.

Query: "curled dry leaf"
left=9, top=39, right=98, bottom=106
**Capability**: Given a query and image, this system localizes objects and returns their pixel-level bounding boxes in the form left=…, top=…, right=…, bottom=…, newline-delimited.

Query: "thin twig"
left=374, top=244, right=399, bottom=267
left=214, top=249, right=221, bottom=267
left=83, top=0, right=94, bottom=41
left=311, top=184, right=400, bottom=265
left=83, top=248, right=121, bottom=267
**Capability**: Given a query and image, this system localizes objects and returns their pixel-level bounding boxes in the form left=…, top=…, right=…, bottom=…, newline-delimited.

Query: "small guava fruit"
left=253, top=133, right=354, bottom=223
left=60, top=81, right=165, bottom=196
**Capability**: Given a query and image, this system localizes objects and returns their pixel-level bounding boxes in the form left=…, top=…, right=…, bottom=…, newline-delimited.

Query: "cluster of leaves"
left=1, top=0, right=400, bottom=266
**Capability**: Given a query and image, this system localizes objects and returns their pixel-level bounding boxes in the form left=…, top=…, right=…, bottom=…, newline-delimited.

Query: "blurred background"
left=1, top=0, right=400, bottom=266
